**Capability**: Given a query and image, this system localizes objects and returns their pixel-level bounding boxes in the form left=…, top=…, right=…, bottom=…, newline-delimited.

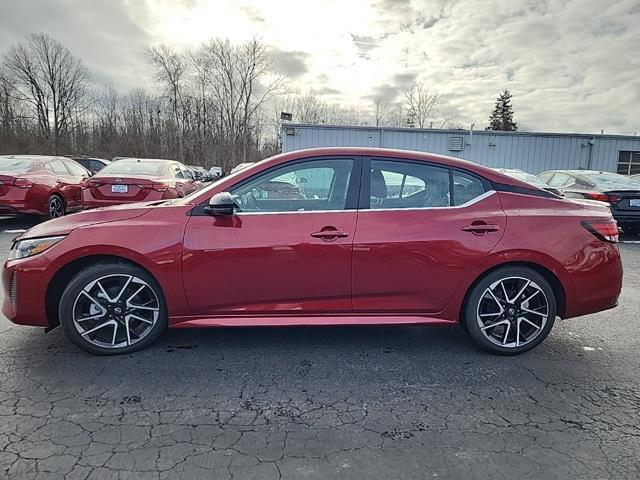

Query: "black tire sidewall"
left=59, top=262, right=168, bottom=355
left=464, top=266, right=556, bottom=355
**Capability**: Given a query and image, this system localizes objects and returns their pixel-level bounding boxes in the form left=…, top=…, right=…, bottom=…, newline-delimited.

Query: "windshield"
left=582, top=172, right=640, bottom=189
left=99, top=160, right=167, bottom=177
left=0, top=157, right=39, bottom=174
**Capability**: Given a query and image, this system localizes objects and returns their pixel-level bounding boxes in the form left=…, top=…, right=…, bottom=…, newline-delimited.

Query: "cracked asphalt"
left=1, top=216, right=639, bottom=479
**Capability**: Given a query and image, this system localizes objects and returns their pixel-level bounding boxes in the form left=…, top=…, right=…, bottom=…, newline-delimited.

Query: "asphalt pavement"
left=0, top=215, right=639, bottom=479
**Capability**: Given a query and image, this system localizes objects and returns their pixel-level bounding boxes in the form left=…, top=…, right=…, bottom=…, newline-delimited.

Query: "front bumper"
left=2, top=254, right=53, bottom=327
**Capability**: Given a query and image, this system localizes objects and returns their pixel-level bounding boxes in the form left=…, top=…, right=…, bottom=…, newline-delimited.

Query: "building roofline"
left=282, top=123, right=640, bottom=141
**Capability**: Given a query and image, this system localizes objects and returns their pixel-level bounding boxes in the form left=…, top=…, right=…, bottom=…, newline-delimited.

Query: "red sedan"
left=81, top=158, right=201, bottom=209
left=0, top=155, right=90, bottom=219
left=2, top=148, right=622, bottom=355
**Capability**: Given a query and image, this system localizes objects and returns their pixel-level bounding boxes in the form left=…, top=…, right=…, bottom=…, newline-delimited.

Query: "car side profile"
left=538, top=169, right=640, bottom=234
left=3, top=148, right=622, bottom=356
left=82, top=158, right=201, bottom=209
left=0, top=155, right=91, bottom=219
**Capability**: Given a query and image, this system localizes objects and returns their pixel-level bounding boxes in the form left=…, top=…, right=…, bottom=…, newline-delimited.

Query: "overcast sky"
left=1, top=0, right=638, bottom=134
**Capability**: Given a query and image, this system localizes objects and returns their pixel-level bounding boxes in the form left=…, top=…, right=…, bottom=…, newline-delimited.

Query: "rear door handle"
left=462, top=223, right=500, bottom=234
left=311, top=230, right=349, bottom=240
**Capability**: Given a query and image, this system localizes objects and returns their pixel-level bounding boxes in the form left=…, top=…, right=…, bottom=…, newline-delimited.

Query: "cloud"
left=270, top=49, right=310, bottom=78
left=0, top=0, right=638, bottom=134
left=0, top=0, right=154, bottom=90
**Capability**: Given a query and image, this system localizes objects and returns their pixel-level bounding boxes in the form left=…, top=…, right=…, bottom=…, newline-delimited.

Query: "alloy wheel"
left=71, top=274, right=160, bottom=349
left=49, top=196, right=64, bottom=218
left=475, top=276, right=549, bottom=349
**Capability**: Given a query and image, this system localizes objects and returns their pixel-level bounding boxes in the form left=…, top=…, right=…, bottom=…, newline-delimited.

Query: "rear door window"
left=452, top=171, right=486, bottom=206
left=548, top=173, right=572, bottom=187
left=47, top=159, right=70, bottom=175
left=64, top=160, right=89, bottom=176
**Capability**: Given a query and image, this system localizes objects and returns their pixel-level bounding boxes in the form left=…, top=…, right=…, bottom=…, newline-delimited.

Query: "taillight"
left=139, top=183, right=169, bottom=192
left=585, top=192, right=622, bottom=204
left=13, top=178, right=34, bottom=188
left=582, top=220, right=619, bottom=243
left=82, top=179, right=102, bottom=188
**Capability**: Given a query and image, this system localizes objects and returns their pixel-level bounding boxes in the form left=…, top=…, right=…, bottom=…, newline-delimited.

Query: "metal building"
left=281, top=124, right=640, bottom=175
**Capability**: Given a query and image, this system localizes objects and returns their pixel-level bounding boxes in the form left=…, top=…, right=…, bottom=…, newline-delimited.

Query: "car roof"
left=539, top=169, right=611, bottom=176
left=0, top=154, right=63, bottom=163
left=212, top=147, right=541, bottom=192
left=273, top=147, right=535, bottom=187
left=115, top=158, right=178, bottom=164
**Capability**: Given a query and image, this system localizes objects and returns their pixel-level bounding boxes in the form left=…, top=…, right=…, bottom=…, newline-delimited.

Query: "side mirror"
left=205, top=192, right=235, bottom=216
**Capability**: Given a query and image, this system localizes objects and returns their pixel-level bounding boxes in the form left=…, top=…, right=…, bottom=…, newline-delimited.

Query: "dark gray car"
left=538, top=169, right=640, bottom=234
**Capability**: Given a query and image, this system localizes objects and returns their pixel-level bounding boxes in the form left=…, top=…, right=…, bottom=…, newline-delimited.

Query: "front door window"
left=230, top=159, right=353, bottom=213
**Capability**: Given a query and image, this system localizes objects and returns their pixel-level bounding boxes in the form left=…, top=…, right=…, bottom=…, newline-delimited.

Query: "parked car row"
left=0, top=155, right=204, bottom=219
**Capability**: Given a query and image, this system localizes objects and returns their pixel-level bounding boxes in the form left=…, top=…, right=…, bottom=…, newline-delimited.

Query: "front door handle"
left=311, top=229, right=349, bottom=240
left=462, top=222, right=500, bottom=235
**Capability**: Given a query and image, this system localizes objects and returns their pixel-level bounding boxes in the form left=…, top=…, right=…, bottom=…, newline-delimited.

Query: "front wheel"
left=463, top=266, right=556, bottom=355
left=59, top=263, right=168, bottom=355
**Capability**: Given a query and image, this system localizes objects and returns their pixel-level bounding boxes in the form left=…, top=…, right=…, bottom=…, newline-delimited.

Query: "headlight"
left=8, top=236, right=66, bottom=260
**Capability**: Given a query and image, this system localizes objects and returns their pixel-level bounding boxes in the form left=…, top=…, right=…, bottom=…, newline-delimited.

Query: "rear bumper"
left=82, top=191, right=166, bottom=209
left=561, top=241, right=623, bottom=319
left=612, top=212, right=640, bottom=224
left=0, top=198, right=43, bottom=216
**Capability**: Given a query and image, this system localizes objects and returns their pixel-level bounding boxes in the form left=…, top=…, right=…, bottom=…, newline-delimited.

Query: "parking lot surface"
left=1, top=216, right=639, bottom=479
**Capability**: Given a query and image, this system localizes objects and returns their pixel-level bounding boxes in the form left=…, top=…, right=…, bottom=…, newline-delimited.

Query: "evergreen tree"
left=487, top=89, right=517, bottom=131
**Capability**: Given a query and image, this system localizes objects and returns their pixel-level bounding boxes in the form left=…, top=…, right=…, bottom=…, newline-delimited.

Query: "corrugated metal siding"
left=282, top=125, right=640, bottom=174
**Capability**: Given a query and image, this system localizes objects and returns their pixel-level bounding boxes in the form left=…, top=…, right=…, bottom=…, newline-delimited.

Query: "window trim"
left=359, top=156, right=492, bottom=211
left=189, top=156, right=362, bottom=216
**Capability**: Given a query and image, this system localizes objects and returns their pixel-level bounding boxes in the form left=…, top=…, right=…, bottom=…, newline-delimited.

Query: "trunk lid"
left=87, top=176, right=166, bottom=202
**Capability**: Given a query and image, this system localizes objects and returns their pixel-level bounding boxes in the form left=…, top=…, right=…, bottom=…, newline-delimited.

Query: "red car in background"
left=82, top=158, right=201, bottom=209
left=2, top=148, right=622, bottom=356
left=0, top=155, right=90, bottom=219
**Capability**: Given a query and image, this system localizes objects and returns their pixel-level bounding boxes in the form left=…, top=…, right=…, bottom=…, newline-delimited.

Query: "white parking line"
left=620, top=240, right=640, bottom=244
left=1, top=229, right=27, bottom=234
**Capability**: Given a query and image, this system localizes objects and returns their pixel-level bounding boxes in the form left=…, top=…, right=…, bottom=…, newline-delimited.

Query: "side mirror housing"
left=205, top=192, right=235, bottom=216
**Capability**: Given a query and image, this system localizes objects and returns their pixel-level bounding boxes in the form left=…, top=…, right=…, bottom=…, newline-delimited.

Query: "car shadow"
left=2, top=321, right=618, bottom=399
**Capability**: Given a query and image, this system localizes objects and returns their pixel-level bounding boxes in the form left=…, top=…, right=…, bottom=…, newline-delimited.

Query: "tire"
left=59, top=262, right=168, bottom=355
left=47, top=194, right=65, bottom=219
left=463, top=266, right=556, bottom=355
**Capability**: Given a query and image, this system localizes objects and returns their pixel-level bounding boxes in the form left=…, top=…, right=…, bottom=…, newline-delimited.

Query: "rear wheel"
left=59, top=263, right=167, bottom=355
left=463, top=266, right=556, bottom=355
left=47, top=194, right=65, bottom=219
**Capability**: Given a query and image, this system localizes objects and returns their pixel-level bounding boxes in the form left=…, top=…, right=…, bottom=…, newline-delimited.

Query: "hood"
left=19, top=202, right=158, bottom=240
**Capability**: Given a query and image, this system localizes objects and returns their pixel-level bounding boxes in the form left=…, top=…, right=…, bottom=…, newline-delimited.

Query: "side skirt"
left=168, top=315, right=457, bottom=329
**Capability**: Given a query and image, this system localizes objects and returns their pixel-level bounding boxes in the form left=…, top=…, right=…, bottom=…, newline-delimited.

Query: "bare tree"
left=372, top=98, right=390, bottom=127
left=3, top=33, right=90, bottom=153
left=145, top=45, right=189, bottom=161
left=403, top=81, right=439, bottom=128
left=196, top=38, right=285, bottom=168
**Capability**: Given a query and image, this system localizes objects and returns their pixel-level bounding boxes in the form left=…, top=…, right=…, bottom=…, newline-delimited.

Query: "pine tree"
left=487, top=90, right=517, bottom=131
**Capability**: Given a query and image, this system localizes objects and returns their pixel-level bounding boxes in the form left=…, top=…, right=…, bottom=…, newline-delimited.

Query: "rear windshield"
left=582, top=172, right=640, bottom=189
left=99, top=160, right=167, bottom=177
left=0, top=157, right=38, bottom=174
